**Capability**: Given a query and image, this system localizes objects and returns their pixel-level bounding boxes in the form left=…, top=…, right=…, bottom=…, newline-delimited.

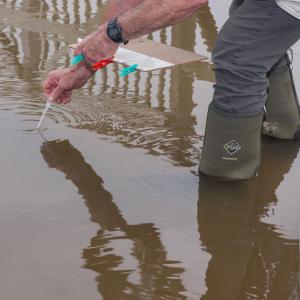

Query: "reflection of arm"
left=40, top=140, right=127, bottom=229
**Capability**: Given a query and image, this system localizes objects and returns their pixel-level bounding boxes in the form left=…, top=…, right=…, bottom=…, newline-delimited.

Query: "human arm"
left=120, top=0, right=208, bottom=39
left=44, top=0, right=207, bottom=104
left=43, top=0, right=143, bottom=104
left=100, top=0, right=143, bottom=24
left=76, top=0, right=207, bottom=64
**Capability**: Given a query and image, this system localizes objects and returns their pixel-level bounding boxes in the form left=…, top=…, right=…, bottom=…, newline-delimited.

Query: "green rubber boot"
left=263, top=64, right=300, bottom=139
left=199, top=104, right=263, bottom=180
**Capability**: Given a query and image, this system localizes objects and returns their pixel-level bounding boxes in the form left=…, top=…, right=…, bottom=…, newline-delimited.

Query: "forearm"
left=48, top=0, right=207, bottom=103
left=74, top=0, right=206, bottom=68
left=118, top=0, right=207, bottom=39
left=100, top=0, right=144, bottom=24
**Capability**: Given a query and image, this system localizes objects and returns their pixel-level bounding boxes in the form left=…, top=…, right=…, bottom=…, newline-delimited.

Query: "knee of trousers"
left=212, top=36, right=266, bottom=80
left=211, top=42, right=267, bottom=114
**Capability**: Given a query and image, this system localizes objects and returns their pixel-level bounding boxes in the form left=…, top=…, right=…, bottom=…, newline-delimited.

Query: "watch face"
left=111, top=28, right=119, bottom=37
left=107, top=18, right=123, bottom=43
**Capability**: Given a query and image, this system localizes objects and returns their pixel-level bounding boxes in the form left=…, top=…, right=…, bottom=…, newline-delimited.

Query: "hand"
left=43, top=62, right=94, bottom=104
left=74, top=24, right=119, bottom=64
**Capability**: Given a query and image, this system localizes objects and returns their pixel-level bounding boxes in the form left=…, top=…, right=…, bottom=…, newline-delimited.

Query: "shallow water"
left=0, top=1, right=299, bottom=299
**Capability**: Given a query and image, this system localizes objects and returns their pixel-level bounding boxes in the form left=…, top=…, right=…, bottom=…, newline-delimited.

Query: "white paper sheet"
left=114, top=48, right=175, bottom=71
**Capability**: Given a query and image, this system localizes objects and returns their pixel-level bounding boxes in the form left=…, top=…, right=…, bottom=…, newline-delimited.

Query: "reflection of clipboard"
left=116, top=38, right=207, bottom=71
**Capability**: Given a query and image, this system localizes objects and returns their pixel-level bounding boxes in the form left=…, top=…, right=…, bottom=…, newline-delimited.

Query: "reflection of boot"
left=198, top=177, right=254, bottom=300
left=263, top=64, right=300, bottom=139
left=198, top=137, right=300, bottom=299
left=199, top=104, right=263, bottom=180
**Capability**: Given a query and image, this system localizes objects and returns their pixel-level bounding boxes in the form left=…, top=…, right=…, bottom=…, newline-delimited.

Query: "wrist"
left=98, top=24, right=120, bottom=49
left=71, top=61, right=95, bottom=77
left=74, top=24, right=119, bottom=66
left=86, top=25, right=117, bottom=64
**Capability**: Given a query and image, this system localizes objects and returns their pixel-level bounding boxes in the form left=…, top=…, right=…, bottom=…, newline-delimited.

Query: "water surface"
left=0, top=1, right=299, bottom=299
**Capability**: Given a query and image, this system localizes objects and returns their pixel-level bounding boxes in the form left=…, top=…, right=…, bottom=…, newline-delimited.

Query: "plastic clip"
left=92, top=57, right=114, bottom=71
left=71, top=54, right=85, bottom=65
left=119, top=64, right=138, bottom=77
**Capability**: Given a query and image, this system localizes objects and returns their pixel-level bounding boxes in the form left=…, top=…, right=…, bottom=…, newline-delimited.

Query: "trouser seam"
left=231, top=6, right=277, bottom=66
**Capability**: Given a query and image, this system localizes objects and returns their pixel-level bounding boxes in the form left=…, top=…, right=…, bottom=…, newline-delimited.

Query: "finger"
left=43, top=76, right=60, bottom=98
left=44, top=86, right=55, bottom=98
left=43, top=77, right=57, bottom=90
left=49, top=84, right=65, bottom=103
left=61, top=91, right=72, bottom=104
left=44, top=79, right=56, bottom=93
left=55, top=90, right=71, bottom=105
left=62, top=97, right=71, bottom=105
left=43, top=79, right=51, bottom=90
left=44, top=89, right=53, bottom=98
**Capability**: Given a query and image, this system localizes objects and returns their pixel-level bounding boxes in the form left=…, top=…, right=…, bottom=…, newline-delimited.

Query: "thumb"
left=49, top=84, right=65, bottom=103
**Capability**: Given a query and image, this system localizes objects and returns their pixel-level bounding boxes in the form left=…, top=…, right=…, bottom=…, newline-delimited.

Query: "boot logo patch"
left=223, top=140, right=242, bottom=155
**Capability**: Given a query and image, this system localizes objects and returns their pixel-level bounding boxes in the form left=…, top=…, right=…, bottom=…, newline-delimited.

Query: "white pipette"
left=37, top=102, right=52, bottom=129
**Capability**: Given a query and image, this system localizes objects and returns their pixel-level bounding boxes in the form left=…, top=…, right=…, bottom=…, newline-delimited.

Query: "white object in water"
left=37, top=102, right=52, bottom=129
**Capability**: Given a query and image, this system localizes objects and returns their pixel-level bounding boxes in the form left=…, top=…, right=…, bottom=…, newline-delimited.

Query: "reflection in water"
left=41, top=139, right=187, bottom=299
left=196, top=3, right=218, bottom=53
left=198, top=138, right=300, bottom=300
left=39, top=138, right=300, bottom=299
left=1, top=0, right=299, bottom=298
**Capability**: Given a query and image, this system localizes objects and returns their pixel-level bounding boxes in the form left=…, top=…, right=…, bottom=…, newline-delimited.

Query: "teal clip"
left=71, top=54, right=85, bottom=65
left=119, top=64, right=138, bottom=77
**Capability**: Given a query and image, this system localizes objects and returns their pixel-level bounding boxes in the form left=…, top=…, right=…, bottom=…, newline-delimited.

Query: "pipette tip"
left=37, top=102, right=52, bottom=129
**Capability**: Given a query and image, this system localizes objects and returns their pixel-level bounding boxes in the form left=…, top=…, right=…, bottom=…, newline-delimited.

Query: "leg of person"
left=199, top=0, right=300, bottom=179
left=231, top=0, right=300, bottom=139
left=230, top=4, right=300, bottom=141
left=229, top=0, right=245, bottom=16
left=263, top=52, right=300, bottom=139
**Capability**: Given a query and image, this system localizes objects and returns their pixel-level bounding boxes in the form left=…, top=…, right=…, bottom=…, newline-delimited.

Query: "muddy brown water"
left=0, top=1, right=299, bottom=299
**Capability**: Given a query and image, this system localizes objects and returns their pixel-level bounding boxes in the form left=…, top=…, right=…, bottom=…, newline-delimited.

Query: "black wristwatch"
left=107, top=17, right=129, bottom=45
